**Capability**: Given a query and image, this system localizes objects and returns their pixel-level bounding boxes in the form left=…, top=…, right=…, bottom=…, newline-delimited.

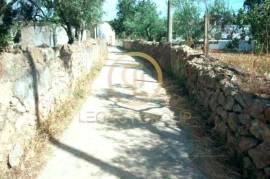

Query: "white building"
left=209, top=25, right=254, bottom=51
left=97, top=22, right=116, bottom=46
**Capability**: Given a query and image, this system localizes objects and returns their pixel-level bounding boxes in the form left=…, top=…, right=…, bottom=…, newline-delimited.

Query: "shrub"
left=226, top=38, right=240, bottom=51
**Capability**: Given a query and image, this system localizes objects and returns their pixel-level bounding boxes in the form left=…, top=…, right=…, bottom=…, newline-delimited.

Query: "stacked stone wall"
left=0, top=40, right=108, bottom=169
left=123, top=40, right=270, bottom=178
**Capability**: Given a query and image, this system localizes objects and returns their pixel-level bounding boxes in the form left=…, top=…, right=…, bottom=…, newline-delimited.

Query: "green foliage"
left=0, top=0, right=104, bottom=50
left=173, top=0, right=234, bottom=46
left=0, top=34, right=12, bottom=52
left=208, top=0, right=234, bottom=28
left=238, top=0, right=270, bottom=53
left=226, top=38, right=240, bottom=50
left=14, top=29, right=21, bottom=43
left=208, top=0, right=234, bottom=40
left=111, top=0, right=137, bottom=38
left=244, top=0, right=265, bottom=9
left=129, top=0, right=166, bottom=41
left=0, top=0, right=17, bottom=51
left=173, top=0, right=202, bottom=46
left=112, top=0, right=166, bottom=41
left=253, top=41, right=265, bottom=54
left=38, top=0, right=104, bottom=44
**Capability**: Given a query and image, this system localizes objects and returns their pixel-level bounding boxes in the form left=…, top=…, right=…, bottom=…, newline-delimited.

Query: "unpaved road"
left=37, top=47, right=214, bottom=179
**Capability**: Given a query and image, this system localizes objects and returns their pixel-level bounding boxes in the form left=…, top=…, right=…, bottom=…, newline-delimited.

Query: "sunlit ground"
left=209, top=51, right=270, bottom=75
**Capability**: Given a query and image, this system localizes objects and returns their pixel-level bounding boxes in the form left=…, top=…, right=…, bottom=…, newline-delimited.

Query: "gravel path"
left=37, top=47, right=208, bottom=179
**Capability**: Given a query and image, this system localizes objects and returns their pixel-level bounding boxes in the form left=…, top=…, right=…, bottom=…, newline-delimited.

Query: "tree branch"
left=27, top=0, right=47, bottom=17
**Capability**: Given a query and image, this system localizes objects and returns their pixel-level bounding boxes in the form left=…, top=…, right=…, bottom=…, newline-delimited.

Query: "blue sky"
left=102, top=0, right=245, bottom=21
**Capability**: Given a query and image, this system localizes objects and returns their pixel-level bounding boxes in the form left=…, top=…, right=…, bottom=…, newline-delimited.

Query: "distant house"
left=173, top=25, right=254, bottom=52
left=97, top=22, right=116, bottom=46
left=209, top=25, right=254, bottom=52
left=220, top=25, right=251, bottom=40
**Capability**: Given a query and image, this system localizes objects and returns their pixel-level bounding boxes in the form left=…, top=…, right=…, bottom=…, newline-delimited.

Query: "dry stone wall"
left=123, top=40, right=270, bottom=178
left=0, top=40, right=107, bottom=169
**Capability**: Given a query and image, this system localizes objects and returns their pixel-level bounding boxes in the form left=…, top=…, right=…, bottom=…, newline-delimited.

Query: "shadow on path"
left=49, top=136, right=142, bottom=179
left=27, top=47, right=143, bottom=179
left=33, top=47, right=239, bottom=179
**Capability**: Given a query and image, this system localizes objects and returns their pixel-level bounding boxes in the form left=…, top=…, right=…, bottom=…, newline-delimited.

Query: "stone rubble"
left=8, top=144, right=24, bottom=169
left=123, top=40, right=270, bottom=178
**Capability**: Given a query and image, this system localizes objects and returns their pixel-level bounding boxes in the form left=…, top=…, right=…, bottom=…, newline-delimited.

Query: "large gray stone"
left=8, top=144, right=24, bottom=169
left=249, top=120, right=270, bottom=141
left=224, top=96, right=235, bottom=111
left=234, top=93, right=245, bottom=107
left=218, top=92, right=225, bottom=105
left=216, top=106, right=228, bottom=120
left=209, top=91, right=219, bottom=112
left=243, top=157, right=254, bottom=169
left=226, top=131, right=237, bottom=155
left=238, top=114, right=250, bottom=125
left=238, top=137, right=258, bottom=152
left=248, top=142, right=270, bottom=169
left=214, top=116, right=228, bottom=138
left=233, top=104, right=242, bottom=113
left=264, top=108, right=270, bottom=122
left=27, top=47, right=46, bottom=65
left=227, top=113, right=238, bottom=132
left=247, top=100, right=264, bottom=118
left=0, top=53, right=29, bottom=81
left=10, top=97, right=27, bottom=113
left=13, top=75, right=33, bottom=102
left=264, top=167, right=270, bottom=177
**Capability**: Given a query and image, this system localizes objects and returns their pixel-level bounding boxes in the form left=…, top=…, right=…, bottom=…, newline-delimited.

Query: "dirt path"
left=37, top=47, right=218, bottom=179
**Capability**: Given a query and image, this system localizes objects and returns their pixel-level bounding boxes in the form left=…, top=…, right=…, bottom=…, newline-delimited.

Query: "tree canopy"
left=37, top=0, right=104, bottom=43
left=238, top=0, right=270, bottom=52
left=173, top=0, right=202, bottom=46
left=0, top=0, right=17, bottom=51
left=244, top=0, right=265, bottom=9
left=208, top=0, right=234, bottom=39
left=111, top=0, right=166, bottom=41
left=173, top=0, right=233, bottom=46
left=2, top=0, right=270, bottom=53
left=0, top=0, right=104, bottom=49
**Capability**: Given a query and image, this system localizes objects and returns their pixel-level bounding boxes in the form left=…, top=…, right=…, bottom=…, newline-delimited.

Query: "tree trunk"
left=145, top=26, right=152, bottom=41
left=66, top=24, right=74, bottom=44
left=94, top=27, right=97, bottom=39
left=58, top=8, right=74, bottom=44
left=266, top=25, right=269, bottom=55
left=81, top=29, right=84, bottom=41
left=75, top=27, right=80, bottom=41
left=204, top=13, right=209, bottom=56
left=167, top=0, right=173, bottom=44
left=52, top=26, right=57, bottom=47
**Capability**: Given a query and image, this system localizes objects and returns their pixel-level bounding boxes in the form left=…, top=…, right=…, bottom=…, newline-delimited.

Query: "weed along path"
left=38, top=47, right=237, bottom=179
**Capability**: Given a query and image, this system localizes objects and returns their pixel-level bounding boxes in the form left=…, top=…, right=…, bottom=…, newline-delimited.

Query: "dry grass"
left=209, top=51, right=270, bottom=75
left=209, top=51, right=270, bottom=98
left=1, top=56, right=106, bottom=179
